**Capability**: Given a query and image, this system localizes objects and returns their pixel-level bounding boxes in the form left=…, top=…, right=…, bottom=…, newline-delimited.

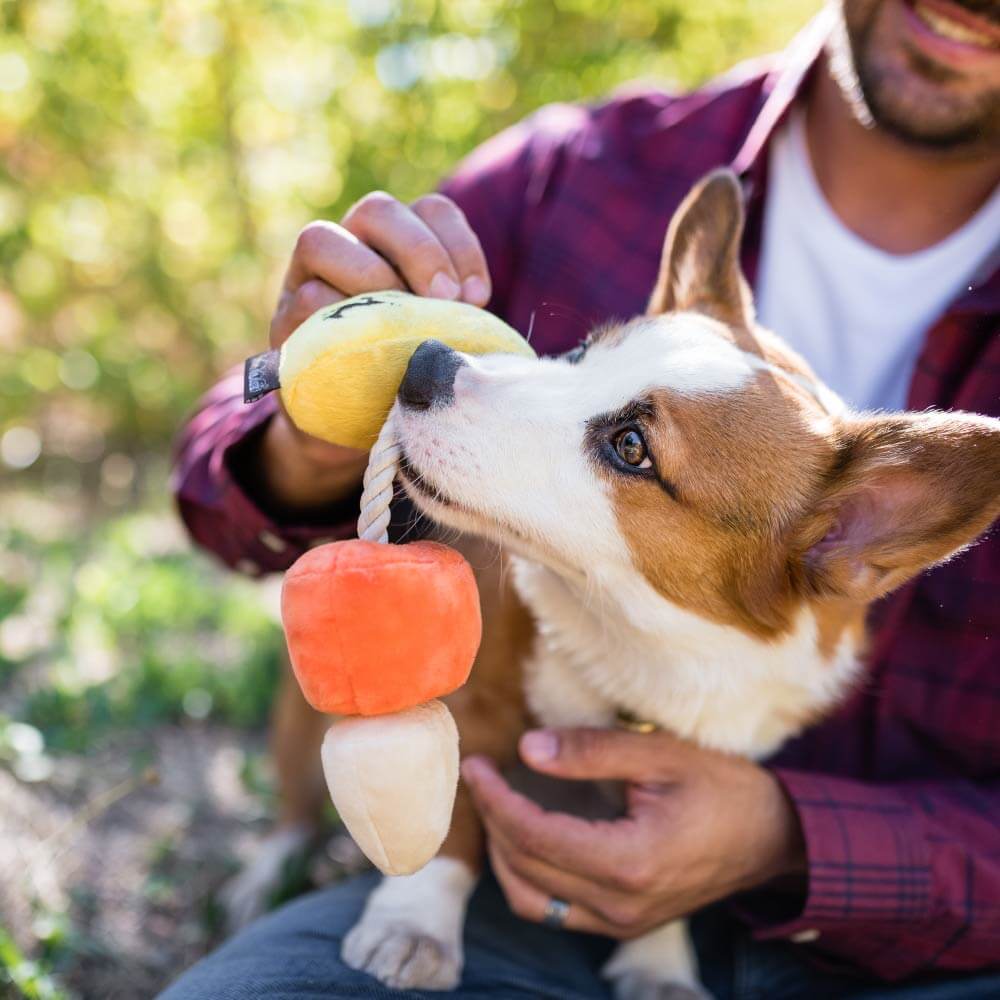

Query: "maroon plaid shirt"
left=173, top=14, right=1000, bottom=981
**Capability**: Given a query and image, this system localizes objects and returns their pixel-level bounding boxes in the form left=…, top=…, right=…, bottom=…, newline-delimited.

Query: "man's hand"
left=462, top=728, right=806, bottom=939
left=258, top=192, right=492, bottom=513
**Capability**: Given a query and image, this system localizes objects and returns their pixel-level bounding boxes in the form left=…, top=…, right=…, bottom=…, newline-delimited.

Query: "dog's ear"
left=647, top=168, right=753, bottom=328
left=793, top=411, right=1000, bottom=604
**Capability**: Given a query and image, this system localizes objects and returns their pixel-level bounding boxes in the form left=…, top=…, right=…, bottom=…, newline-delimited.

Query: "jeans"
left=160, top=873, right=1000, bottom=999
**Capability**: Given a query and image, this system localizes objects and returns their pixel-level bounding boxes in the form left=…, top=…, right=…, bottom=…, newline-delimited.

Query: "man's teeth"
left=913, top=1, right=1000, bottom=48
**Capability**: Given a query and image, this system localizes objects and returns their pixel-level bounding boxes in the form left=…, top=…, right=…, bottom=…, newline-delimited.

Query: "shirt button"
left=259, top=530, right=287, bottom=553
left=236, top=558, right=261, bottom=576
left=791, top=929, right=820, bottom=944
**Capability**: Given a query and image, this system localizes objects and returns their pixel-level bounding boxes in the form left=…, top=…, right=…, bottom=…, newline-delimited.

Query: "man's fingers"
left=411, top=194, right=491, bottom=306
left=462, top=757, right=638, bottom=884
left=518, top=727, right=688, bottom=783
left=487, top=822, right=656, bottom=918
left=342, top=192, right=461, bottom=300
left=284, top=220, right=404, bottom=297
left=270, top=279, right=344, bottom=349
left=280, top=194, right=486, bottom=321
left=487, top=839, right=620, bottom=938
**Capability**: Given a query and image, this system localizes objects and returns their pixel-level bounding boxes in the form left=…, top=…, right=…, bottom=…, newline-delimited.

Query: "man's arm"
left=748, top=768, right=1000, bottom=979
left=172, top=108, right=579, bottom=570
left=462, top=727, right=1000, bottom=982
left=171, top=368, right=367, bottom=574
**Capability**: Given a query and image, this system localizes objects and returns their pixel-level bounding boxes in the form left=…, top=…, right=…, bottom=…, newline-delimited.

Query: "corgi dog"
left=241, top=170, right=1000, bottom=998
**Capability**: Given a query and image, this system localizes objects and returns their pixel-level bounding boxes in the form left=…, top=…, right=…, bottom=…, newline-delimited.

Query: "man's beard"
left=828, top=0, right=1000, bottom=153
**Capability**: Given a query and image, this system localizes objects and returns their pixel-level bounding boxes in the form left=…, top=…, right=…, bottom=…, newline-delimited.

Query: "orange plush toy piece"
left=282, top=540, right=481, bottom=717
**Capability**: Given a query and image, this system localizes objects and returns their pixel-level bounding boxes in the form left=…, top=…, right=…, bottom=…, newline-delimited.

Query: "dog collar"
left=616, top=708, right=659, bottom=734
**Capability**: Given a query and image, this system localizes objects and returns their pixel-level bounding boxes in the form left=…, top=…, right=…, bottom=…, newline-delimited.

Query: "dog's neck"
left=511, top=556, right=864, bottom=760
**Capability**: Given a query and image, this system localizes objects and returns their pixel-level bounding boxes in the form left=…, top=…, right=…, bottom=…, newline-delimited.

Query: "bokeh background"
left=1, top=1, right=819, bottom=996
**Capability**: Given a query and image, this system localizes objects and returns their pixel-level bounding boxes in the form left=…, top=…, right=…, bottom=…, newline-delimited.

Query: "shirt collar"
left=729, top=6, right=836, bottom=179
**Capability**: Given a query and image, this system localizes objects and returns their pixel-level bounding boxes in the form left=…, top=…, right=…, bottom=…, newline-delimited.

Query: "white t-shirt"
left=755, top=111, right=1000, bottom=412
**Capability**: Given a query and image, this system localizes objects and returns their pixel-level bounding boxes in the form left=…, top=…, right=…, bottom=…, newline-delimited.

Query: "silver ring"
left=542, top=896, right=570, bottom=929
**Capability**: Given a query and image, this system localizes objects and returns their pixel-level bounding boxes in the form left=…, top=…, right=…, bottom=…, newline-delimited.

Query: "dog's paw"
left=220, top=826, right=312, bottom=932
left=610, top=972, right=712, bottom=1000
left=219, top=867, right=270, bottom=932
left=342, top=918, right=462, bottom=991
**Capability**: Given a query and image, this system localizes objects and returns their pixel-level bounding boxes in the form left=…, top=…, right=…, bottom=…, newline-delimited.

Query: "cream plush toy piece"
left=245, top=291, right=534, bottom=876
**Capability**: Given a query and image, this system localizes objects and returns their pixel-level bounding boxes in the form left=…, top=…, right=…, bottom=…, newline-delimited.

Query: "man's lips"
left=905, top=0, right=1000, bottom=52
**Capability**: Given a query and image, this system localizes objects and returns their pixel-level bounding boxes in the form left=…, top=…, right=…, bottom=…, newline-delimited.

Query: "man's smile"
left=902, top=0, right=1000, bottom=68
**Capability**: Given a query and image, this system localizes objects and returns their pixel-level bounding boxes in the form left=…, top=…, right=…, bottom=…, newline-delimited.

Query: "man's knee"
left=159, top=875, right=379, bottom=999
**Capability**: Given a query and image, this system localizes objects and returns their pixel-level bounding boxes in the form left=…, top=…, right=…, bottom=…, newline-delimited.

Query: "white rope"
left=357, top=407, right=401, bottom=544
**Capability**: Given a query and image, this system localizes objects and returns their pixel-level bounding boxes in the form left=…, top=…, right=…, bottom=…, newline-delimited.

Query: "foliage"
left=1, top=0, right=818, bottom=474
left=0, top=492, right=283, bottom=754
left=0, top=926, right=66, bottom=1000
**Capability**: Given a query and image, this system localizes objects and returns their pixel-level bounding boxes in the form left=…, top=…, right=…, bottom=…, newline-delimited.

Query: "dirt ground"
left=0, top=723, right=364, bottom=999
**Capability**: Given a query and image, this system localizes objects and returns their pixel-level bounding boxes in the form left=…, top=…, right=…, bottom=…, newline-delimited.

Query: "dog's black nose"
left=398, top=339, right=464, bottom=410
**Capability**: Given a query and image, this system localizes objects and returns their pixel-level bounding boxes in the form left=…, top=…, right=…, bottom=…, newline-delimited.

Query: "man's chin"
left=863, top=69, right=999, bottom=150
left=834, top=0, right=1000, bottom=153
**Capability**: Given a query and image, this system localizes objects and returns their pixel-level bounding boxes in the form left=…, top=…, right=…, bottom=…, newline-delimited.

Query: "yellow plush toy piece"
left=276, top=290, right=535, bottom=449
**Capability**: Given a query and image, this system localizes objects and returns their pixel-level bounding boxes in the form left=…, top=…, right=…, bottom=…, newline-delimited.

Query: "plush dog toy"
left=245, top=291, right=534, bottom=875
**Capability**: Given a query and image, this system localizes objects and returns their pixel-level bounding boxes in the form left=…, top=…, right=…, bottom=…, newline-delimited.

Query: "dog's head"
left=395, top=170, right=1000, bottom=642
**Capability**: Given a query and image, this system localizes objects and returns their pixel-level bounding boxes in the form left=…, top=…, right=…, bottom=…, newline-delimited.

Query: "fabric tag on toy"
left=244, top=349, right=280, bottom=403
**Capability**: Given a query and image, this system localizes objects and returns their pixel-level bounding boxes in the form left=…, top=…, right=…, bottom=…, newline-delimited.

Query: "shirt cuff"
left=173, top=386, right=361, bottom=575
left=224, top=412, right=367, bottom=568
left=735, top=769, right=937, bottom=981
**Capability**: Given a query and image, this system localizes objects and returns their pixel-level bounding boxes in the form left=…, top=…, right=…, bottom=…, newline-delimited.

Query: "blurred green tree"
left=1, top=0, right=818, bottom=471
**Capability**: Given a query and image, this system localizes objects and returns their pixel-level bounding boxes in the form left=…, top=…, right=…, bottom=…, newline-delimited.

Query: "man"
left=165, top=1, right=1000, bottom=996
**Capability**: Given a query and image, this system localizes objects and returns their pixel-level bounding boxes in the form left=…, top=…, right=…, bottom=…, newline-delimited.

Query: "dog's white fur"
left=514, top=560, right=861, bottom=759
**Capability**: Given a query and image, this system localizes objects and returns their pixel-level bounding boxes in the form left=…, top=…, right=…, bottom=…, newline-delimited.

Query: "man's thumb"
left=519, top=727, right=683, bottom=781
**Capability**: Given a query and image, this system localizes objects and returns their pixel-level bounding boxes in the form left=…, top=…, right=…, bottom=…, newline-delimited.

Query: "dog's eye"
left=613, top=429, right=651, bottom=469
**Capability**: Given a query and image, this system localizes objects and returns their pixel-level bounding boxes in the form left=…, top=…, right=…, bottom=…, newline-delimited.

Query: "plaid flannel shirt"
left=173, top=12, right=1000, bottom=981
